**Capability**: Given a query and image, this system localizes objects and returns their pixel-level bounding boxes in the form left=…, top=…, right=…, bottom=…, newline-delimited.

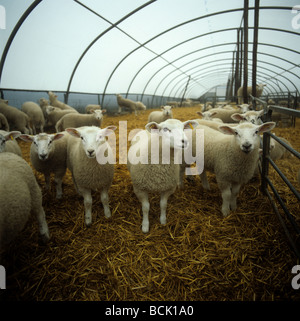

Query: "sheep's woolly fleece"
left=1, top=105, right=300, bottom=301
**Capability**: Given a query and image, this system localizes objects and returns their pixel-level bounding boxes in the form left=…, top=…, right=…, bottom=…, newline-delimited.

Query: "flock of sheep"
left=0, top=91, right=295, bottom=251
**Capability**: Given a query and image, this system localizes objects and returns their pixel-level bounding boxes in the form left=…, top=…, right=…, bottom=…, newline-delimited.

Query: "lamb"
left=21, top=101, right=45, bottom=134
left=127, top=118, right=199, bottom=233
left=0, top=130, right=22, bottom=156
left=0, top=152, right=50, bottom=250
left=45, top=106, right=77, bottom=127
left=0, top=100, right=31, bottom=134
left=48, top=91, right=77, bottom=112
left=116, top=94, right=138, bottom=115
left=148, top=105, right=173, bottom=123
left=196, top=110, right=223, bottom=123
left=0, top=113, right=9, bottom=131
left=231, top=109, right=264, bottom=125
left=237, top=84, right=266, bottom=104
left=55, top=109, right=106, bottom=132
left=269, top=135, right=293, bottom=161
left=135, top=101, right=147, bottom=114
left=19, top=132, right=68, bottom=199
left=191, top=121, right=275, bottom=216
left=66, top=125, right=117, bottom=226
left=204, top=104, right=251, bottom=123
left=85, top=104, right=101, bottom=114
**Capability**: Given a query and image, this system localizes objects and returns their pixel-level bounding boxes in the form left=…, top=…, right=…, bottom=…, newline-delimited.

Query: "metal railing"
left=250, top=94, right=300, bottom=259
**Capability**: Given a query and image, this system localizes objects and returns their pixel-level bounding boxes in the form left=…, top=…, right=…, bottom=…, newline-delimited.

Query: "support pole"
left=180, top=75, right=191, bottom=107
left=234, top=29, right=240, bottom=102
left=243, top=0, right=249, bottom=104
left=252, top=0, right=260, bottom=109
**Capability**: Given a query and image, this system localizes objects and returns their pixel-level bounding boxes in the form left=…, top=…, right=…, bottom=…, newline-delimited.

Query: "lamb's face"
left=161, top=105, right=172, bottom=117
left=237, top=104, right=251, bottom=113
left=92, top=110, right=104, bottom=120
left=219, top=122, right=276, bottom=154
left=243, top=110, right=264, bottom=125
left=146, top=119, right=199, bottom=150
left=32, top=134, right=57, bottom=160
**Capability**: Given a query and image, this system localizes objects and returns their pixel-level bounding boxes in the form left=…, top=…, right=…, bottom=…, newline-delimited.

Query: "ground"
left=1, top=105, right=300, bottom=301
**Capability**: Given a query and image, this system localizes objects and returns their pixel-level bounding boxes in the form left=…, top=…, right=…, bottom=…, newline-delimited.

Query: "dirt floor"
left=1, top=105, right=300, bottom=301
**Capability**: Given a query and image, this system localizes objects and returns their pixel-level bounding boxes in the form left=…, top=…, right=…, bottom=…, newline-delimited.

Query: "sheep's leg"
left=100, top=188, right=111, bottom=218
left=54, top=171, right=65, bottom=199
left=159, top=189, right=175, bottom=226
left=35, top=207, right=50, bottom=243
left=32, top=125, right=36, bottom=135
left=200, top=171, right=210, bottom=190
left=78, top=187, right=93, bottom=227
left=134, top=188, right=150, bottom=233
left=230, top=183, right=241, bottom=211
left=218, top=181, right=232, bottom=217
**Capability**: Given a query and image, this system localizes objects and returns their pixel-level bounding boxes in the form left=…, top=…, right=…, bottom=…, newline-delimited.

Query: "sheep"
left=0, top=130, right=22, bottom=156
left=269, top=135, right=293, bottom=161
left=66, top=125, right=117, bottom=227
left=48, top=91, right=77, bottom=112
left=0, top=152, right=50, bottom=250
left=45, top=106, right=77, bottom=127
left=148, top=105, right=173, bottom=124
left=127, top=118, right=199, bottom=233
left=116, top=94, right=140, bottom=115
left=55, top=109, right=106, bottom=132
left=196, top=110, right=223, bottom=123
left=237, top=84, right=266, bottom=104
left=191, top=121, right=275, bottom=216
left=231, top=110, right=264, bottom=125
left=135, top=101, right=147, bottom=114
left=0, top=100, right=31, bottom=134
left=19, top=132, right=68, bottom=199
left=204, top=104, right=250, bottom=123
left=85, top=104, right=101, bottom=114
left=0, top=113, right=9, bottom=131
left=21, top=101, right=45, bottom=134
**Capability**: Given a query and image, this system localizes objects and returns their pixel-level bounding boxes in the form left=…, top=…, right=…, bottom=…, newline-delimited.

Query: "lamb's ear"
left=145, top=122, right=160, bottom=132
left=196, top=111, right=203, bottom=116
left=66, top=128, right=80, bottom=138
left=161, top=106, right=165, bottom=110
left=257, top=122, right=276, bottom=134
left=231, top=113, right=245, bottom=121
left=90, top=109, right=95, bottom=114
left=102, top=125, right=117, bottom=136
left=258, top=109, right=264, bottom=116
left=101, top=109, right=107, bottom=114
left=183, top=120, right=199, bottom=130
left=19, top=134, right=34, bottom=142
left=5, top=131, right=21, bottom=141
left=218, top=125, right=236, bottom=135
left=53, top=133, right=65, bottom=141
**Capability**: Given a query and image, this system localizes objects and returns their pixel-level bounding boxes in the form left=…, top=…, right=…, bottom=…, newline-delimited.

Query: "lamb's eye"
left=235, top=131, right=238, bottom=135
left=163, top=128, right=170, bottom=132
left=81, top=136, right=84, bottom=140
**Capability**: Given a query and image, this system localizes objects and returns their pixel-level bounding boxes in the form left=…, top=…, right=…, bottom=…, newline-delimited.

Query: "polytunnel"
left=1, top=0, right=300, bottom=303
left=0, top=0, right=299, bottom=110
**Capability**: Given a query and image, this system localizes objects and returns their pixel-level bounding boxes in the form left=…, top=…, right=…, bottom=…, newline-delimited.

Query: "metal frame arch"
left=155, top=49, right=299, bottom=100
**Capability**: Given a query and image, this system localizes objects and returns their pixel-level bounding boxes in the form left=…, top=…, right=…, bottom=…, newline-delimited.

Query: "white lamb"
left=148, top=105, right=173, bottom=123
left=19, top=132, right=68, bottom=199
left=204, top=105, right=250, bottom=123
left=127, top=118, right=199, bottom=233
left=0, top=130, right=22, bottom=156
left=48, top=91, right=77, bottom=112
left=66, top=125, right=117, bottom=226
left=231, top=109, right=264, bottom=125
left=196, top=110, right=223, bottom=123
left=55, top=109, right=106, bottom=132
left=45, top=106, right=77, bottom=127
left=85, top=104, right=101, bottom=114
left=21, top=101, right=45, bottom=134
left=0, top=100, right=31, bottom=134
left=237, top=84, right=266, bottom=104
left=116, top=94, right=138, bottom=114
left=135, top=101, right=147, bottom=114
left=191, top=121, right=275, bottom=216
left=0, top=152, right=50, bottom=250
left=0, top=113, right=9, bottom=131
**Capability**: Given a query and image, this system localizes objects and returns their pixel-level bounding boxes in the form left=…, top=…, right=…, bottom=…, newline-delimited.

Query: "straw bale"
left=1, top=105, right=300, bottom=301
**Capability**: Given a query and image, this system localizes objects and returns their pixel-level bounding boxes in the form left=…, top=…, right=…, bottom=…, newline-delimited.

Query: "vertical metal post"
left=252, top=0, right=260, bottom=110
left=180, top=76, right=191, bottom=107
left=243, top=0, right=249, bottom=104
left=234, top=29, right=240, bottom=102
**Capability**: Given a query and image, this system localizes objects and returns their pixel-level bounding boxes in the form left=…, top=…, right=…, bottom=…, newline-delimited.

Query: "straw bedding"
left=1, top=105, right=300, bottom=301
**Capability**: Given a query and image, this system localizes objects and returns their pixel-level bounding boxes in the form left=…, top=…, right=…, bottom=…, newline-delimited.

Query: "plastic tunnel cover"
left=0, top=0, right=299, bottom=108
